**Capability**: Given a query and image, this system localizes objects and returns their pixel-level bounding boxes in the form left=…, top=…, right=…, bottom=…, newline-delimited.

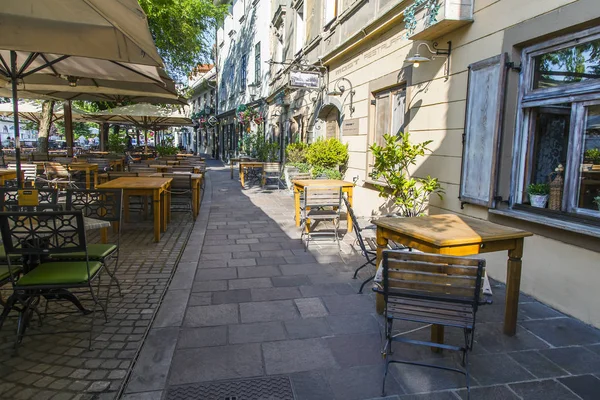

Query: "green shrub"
left=289, top=162, right=311, bottom=173
left=305, top=138, right=348, bottom=172
left=286, top=142, right=308, bottom=164
left=108, top=131, right=127, bottom=153
left=585, top=148, right=600, bottom=164
left=311, top=166, right=342, bottom=180
left=156, top=136, right=178, bottom=156
left=369, top=133, right=444, bottom=217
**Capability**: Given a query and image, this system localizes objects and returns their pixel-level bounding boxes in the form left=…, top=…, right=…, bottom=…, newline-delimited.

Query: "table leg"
left=153, top=189, right=161, bottom=242
left=504, top=238, right=524, bottom=336
left=167, top=187, right=171, bottom=224
left=85, top=170, right=91, bottom=190
left=162, top=190, right=168, bottom=232
left=101, top=228, right=108, bottom=244
left=375, top=228, right=388, bottom=315
left=347, top=187, right=354, bottom=233
left=112, top=221, right=119, bottom=234
left=294, top=185, right=301, bottom=227
left=192, top=181, right=199, bottom=218
left=240, top=166, right=245, bottom=188
left=93, top=169, right=98, bottom=189
left=431, top=325, right=445, bottom=352
left=124, top=194, right=130, bottom=223
left=230, top=163, right=234, bottom=179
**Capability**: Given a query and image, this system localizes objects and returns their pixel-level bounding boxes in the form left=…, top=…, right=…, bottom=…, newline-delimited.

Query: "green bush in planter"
left=286, top=143, right=308, bottom=164
left=311, top=166, right=342, bottom=180
left=306, top=138, right=349, bottom=173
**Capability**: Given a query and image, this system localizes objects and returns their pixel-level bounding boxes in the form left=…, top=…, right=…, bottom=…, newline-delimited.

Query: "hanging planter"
left=237, top=107, right=261, bottom=125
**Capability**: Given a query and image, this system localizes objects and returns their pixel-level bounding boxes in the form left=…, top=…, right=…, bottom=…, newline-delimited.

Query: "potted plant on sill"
left=527, top=183, right=550, bottom=208
left=369, top=133, right=444, bottom=217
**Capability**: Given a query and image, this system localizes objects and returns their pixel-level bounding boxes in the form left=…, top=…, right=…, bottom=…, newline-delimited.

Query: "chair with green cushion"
left=0, top=211, right=107, bottom=349
left=59, top=189, right=123, bottom=300
left=0, top=188, right=60, bottom=212
left=0, top=245, right=22, bottom=307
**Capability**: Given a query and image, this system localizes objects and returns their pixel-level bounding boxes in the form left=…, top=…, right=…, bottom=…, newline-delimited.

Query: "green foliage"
left=156, top=136, right=178, bottom=156
left=305, top=138, right=348, bottom=172
left=404, top=0, right=441, bottom=37
left=594, top=196, right=600, bottom=210
left=585, top=148, right=600, bottom=164
left=286, top=142, right=308, bottom=164
left=369, top=133, right=444, bottom=217
left=527, top=183, right=550, bottom=196
left=289, top=162, right=311, bottom=173
left=108, top=131, right=127, bottom=153
left=139, top=0, right=227, bottom=78
left=54, top=121, right=95, bottom=139
left=311, top=166, right=342, bottom=180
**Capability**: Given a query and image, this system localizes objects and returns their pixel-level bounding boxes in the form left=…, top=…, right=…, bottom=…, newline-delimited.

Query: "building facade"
left=216, top=0, right=273, bottom=160
left=186, top=65, right=217, bottom=155
left=257, top=0, right=600, bottom=328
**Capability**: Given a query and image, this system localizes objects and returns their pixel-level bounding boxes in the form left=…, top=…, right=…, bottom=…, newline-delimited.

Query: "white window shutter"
left=459, top=53, right=508, bottom=207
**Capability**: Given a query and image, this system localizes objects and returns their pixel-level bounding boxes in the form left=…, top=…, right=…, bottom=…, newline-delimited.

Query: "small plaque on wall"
left=342, top=119, right=360, bottom=136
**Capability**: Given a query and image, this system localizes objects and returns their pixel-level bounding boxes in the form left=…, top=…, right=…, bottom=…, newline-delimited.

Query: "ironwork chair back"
left=0, top=188, right=59, bottom=211
left=162, top=174, right=194, bottom=215
left=66, top=189, right=123, bottom=224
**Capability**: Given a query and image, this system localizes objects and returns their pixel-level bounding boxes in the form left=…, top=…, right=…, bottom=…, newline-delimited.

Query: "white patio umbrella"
left=0, top=0, right=164, bottom=187
left=90, top=103, right=193, bottom=153
left=0, top=102, right=91, bottom=125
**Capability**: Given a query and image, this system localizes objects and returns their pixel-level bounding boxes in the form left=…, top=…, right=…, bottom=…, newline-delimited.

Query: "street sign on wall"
left=288, top=70, right=321, bottom=90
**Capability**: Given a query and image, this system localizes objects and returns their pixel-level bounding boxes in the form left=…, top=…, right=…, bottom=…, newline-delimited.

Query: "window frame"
left=512, top=27, right=600, bottom=219
left=240, top=54, right=247, bottom=92
left=367, top=84, right=407, bottom=178
left=323, top=0, right=337, bottom=29
left=254, top=42, right=261, bottom=85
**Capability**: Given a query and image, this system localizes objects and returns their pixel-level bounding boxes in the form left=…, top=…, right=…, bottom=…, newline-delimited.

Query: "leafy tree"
left=369, top=133, right=444, bottom=217
left=54, top=121, right=95, bottom=139
left=139, top=0, right=227, bottom=78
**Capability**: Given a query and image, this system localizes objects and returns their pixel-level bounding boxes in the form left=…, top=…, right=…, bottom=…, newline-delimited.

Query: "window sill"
left=489, top=208, right=600, bottom=239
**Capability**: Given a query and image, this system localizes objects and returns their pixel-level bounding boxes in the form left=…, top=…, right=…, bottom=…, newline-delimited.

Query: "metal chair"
left=0, top=188, right=59, bottom=212
left=88, top=158, right=112, bottom=173
left=262, top=162, right=282, bottom=190
left=301, top=186, right=343, bottom=251
left=43, top=162, right=80, bottom=189
left=377, top=251, right=485, bottom=399
left=0, top=211, right=108, bottom=350
left=162, top=173, right=194, bottom=217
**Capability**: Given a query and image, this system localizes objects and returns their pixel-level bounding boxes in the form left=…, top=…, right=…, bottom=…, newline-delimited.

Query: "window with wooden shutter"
left=460, top=53, right=508, bottom=207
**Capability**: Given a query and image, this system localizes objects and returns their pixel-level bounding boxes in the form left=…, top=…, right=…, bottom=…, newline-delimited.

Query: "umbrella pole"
left=144, top=129, right=148, bottom=154
left=64, top=101, right=74, bottom=157
left=10, top=51, right=23, bottom=189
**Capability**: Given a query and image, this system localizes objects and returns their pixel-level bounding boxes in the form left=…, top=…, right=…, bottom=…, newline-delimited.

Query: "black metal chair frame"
left=66, top=188, right=124, bottom=302
left=0, top=188, right=60, bottom=212
left=162, top=174, right=194, bottom=217
left=0, top=211, right=108, bottom=350
left=376, top=250, right=485, bottom=400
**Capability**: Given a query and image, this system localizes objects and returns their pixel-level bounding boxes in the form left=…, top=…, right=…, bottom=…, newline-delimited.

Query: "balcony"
left=409, top=0, right=473, bottom=41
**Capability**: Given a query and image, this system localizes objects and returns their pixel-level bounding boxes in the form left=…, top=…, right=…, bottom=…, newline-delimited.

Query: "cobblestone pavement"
left=0, top=196, right=194, bottom=400
left=122, top=160, right=600, bottom=400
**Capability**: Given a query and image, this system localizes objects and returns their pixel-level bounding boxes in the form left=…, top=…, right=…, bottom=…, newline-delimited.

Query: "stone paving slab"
left=119, top=161, right=600, bottom=400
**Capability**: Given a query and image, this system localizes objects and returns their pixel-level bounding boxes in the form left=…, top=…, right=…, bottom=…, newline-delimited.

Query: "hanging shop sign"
left=207, top=116, right=219, bottom=127
left=288, top=70, right=321, bottom=90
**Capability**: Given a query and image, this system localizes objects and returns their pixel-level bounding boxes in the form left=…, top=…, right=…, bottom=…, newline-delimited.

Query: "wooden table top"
left=372, top=214, right=532, bottom=247
left=0, top=169, right=17, bottom=176
left=292, top=179, right=355, bottom=188
left=149, top=172, right=203, bottom=179
left=69, top=163, right=98, bottom=169
left=97, top=177, right=172, bottom=190
left=239, top=161, right=264, bottom=167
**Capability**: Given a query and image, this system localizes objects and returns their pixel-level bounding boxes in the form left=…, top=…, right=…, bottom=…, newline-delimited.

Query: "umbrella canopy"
left=0, top=68, right=185, bottom=105
left=90, top=103, right=193, bottom=128
left=0, top=102, right=90, bottom=124
left=90, top=103, right=193, bottom=152
left=0, top=0, right=165, bottom=187
left=1, top=0, right=163, bottom=67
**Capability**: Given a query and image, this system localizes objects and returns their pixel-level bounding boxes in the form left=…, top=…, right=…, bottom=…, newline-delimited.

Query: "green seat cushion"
left=0, top=265, right=20, bottom=282
left=0, top=244, right=21, bottom=262
left=50, top=244, right=118, bottom=261
left=16, top=261, right=103, bottom=286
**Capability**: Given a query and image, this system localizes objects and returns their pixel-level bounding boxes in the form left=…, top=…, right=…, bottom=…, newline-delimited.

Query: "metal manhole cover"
left=166, top=376, right=295, bottom=400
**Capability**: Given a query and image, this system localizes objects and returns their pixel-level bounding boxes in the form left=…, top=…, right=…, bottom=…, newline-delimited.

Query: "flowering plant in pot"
left=527, top=183, right=550, bottom=208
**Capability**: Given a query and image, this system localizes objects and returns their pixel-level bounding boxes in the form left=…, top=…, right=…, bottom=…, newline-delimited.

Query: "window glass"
left=577, top=104, right=600, bottom=212
left=527, top=104, right=571, bottom=189
left=240, top=55, right=247, bottom=90
left=295, top=6, right=305, bottom=54
left=254, top=42, right=261, bottom=85
left=533, top=38, right=600, bottom=89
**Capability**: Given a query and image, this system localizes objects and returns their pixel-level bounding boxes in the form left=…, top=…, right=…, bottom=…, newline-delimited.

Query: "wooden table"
left=97, top=177, right=172, bottom=242
left=292, top=179, right=355, bottom=233
left=68, top=163, right=98, bottom=189
left=0, top=169, right=17, bottom=186
left=150, top=172, right=203, bottom=219
left=373, top=213, right=532, bottom=340
left=230, top=157, right=256, bottom=179
left=109, top=159, right=125, bottom=171
left=239, top=161, right=264, bottom=187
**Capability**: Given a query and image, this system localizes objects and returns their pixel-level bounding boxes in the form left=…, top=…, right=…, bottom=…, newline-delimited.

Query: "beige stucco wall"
left=272, top=0, right=600, bottom=327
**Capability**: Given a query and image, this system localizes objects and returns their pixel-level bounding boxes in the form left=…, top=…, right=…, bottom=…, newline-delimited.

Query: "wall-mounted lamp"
left=406, top=41, right=452, bottom=76
left=327, top=77, right=356, bottom=116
